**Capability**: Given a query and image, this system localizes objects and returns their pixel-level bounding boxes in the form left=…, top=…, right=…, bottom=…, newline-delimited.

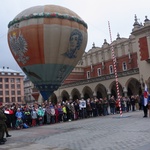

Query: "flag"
left=144, top=83, right=148, bottom=106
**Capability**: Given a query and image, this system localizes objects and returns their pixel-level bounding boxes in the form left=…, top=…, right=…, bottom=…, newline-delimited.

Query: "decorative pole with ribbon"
left=108, top=21, right=122, bottom=117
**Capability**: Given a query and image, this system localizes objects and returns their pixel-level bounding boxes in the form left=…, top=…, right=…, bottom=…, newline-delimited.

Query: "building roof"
left=0, top=67, right=24, bottom=75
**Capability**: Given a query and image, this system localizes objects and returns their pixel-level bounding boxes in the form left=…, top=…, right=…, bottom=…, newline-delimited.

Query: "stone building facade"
left=0, top=67, right=24, bottom=104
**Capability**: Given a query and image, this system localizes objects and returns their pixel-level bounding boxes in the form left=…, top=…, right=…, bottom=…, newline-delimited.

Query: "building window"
left=11, top=84, right=15, bottom=89
left=17, top=84, right=21, bottom=88
left=0, top=91, right=3, bottom=95
left=0, top=98, right=3, bottom=102
left=5, top=91, right=9, bottom=95
left=5, top=78, right=9, bottom=82
left=87, top=71, right=90, bottom=79
left=17, top=91, right=21, bottom=95
left=97, top=68, right=101, bottom=76
left=0, top=78, right=2, bottom=82
left=16, top=78, right=20, bottom=83
left=18, top=97, right=21, bottom=102
left=5, top=97, right=10, bottom=103
left=0, top=84, right=2, bottom=88
left=12, top=97, right=15, bottom=102
left=109, top=65, right=114, bottom=74
left=11, top=78, right=15, bottom=83
left=5, top=84, right=9, bottom=89
left=122, top=62, right=127, bottom=71
left=11, top=91, right=15, bottom=95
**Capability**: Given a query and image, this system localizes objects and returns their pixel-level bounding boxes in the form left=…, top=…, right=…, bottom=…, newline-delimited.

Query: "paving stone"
left=0, top=111, right=150, bottom=150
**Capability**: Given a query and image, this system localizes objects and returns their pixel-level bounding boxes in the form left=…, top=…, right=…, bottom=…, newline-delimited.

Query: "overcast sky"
left=1, top=0, right=150, bottom=72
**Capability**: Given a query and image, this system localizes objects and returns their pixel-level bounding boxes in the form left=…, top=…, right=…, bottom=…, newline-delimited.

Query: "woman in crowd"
left=37, top=106, right=44, bottom=125
left=31, top=107, right=38, bottom=127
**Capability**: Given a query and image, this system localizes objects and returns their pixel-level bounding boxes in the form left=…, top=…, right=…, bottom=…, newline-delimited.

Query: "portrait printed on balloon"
left=63, top=29, right=83, bottom=59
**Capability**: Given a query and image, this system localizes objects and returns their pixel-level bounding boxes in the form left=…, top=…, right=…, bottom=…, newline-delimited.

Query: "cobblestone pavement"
left=1, top=111, right=150, bottom=150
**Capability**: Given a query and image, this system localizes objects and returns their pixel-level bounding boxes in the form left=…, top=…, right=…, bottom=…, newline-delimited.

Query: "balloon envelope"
left=7, top=5, right=88, bottom=100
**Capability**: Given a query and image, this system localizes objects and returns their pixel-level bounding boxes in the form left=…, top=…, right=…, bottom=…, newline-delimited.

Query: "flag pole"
left=108, top=21, right=122, bottom=117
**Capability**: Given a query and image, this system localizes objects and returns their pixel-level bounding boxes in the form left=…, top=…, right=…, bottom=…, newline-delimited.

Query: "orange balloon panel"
left=8, top=25, right=45, bottom=66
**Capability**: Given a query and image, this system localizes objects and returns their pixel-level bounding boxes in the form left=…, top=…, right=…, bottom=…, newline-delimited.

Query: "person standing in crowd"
left=120, top=96, right=125, bottom=112
left=79, top=98, right=87, bottom=118
left=109, top=96, right=116, bottom=114
left=45, top=104, right=51, bottom=124
left=103, top=97, right=109, bottom=116
left=130, top=95, right=136, bottom=111
left=115, top=98, right=120, bottom=113
left=24, top=108, right=31, bottom=126
left=135, top=95, right=140, bottom=111
left=57, top=104, right=63, bottom=122
left=15, top=108, right=23, bottom=120
left=9, top=106, right=16, bottom=129
left=62, top=103, right=67, bottom=122
left=97, top=98, right=103, bottom=116
left=142, top=90, right=150, bottom=117
left=126, top=96, right=131, bottom=112
left=0, top=102, right=7, bottom=145
left=3, top=106, right=12, bottom=137
left=42, top=103, right=46, bottom=125
left=70, top=102, right=75, bottom=121
left=91, top=98, right=97, bottom=117
left=37, top=106, right=44, bottom=125
left=4, top=105, right=11, bottom=129
left=86, top=98, right=92, bottom=117
left=66, top=101, right=72, bottom=121
left=74, top=99, right=79, bottom=120
left=50, top=103, right=55, bottom=124
left=54, top=105, right=59, bottom=123
left=31, top=107, right=38, bottom=127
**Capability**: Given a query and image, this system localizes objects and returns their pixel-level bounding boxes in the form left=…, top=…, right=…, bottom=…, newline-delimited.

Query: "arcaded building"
left=49, top=15, right=150, bottom=102
left=0, top=67, right=24, bottom=104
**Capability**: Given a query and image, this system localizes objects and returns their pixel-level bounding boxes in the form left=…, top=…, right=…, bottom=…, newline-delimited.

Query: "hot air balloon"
left=7, top=5, right=88, bottom=100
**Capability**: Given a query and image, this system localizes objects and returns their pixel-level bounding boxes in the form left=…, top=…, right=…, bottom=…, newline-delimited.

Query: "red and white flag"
left=144, top=83, right=148, bottom=106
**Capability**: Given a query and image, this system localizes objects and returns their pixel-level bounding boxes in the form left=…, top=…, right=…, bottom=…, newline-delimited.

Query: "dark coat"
left=0, top=109, right=7, bottom=124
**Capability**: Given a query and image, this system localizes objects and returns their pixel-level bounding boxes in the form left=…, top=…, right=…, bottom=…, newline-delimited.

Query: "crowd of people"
left=0, top=94, right=150, bottom=145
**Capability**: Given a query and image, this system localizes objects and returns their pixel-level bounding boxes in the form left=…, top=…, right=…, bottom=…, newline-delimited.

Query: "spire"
left=92, top=42, right=95, bottom=48
left=133, top=14, right=140, bottom=26
left=132, top=14, right=141, bottom=31
left=144, top=16, right=150, bottom=26
left=144, top=16, right=149, bottom=22
left=102, top=39, right=109, bottom=48
left=103, top=39, right=108, bottom=44
left=116, top=33, right=121, bottom=40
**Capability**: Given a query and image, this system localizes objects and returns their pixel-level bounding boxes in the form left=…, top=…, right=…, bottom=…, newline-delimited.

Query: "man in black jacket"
left=0, top=102, right=7, bottom=144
